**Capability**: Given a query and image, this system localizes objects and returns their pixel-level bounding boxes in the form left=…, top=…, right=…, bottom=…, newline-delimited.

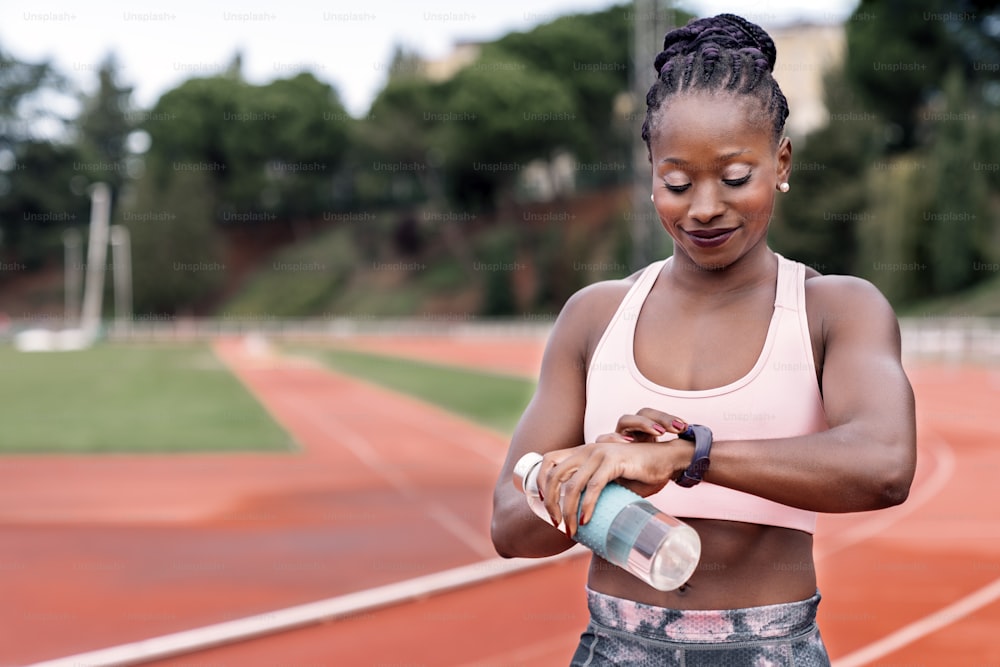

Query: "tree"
left=143, top=72, right=352, bottom=225
left=119, top=167, right=225, bottom=314
left=75, top=54, right=134, bottom=199
left=0, top=45, right=87, bottom=272
left=771, top=67, right=882, bottom=276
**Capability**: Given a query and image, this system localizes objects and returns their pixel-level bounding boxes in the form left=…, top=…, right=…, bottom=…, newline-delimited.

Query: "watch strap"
left=675, top=424, right=713, bottom=488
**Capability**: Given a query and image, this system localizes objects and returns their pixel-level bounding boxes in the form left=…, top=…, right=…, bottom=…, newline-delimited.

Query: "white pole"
left=79, top=183, right=112, bottom=342
left=62, top=228, right=83, bottom=328
left=110, top=224, right=132, bottom=334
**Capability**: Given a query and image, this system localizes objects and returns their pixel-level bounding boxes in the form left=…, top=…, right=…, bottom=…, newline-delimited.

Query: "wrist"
left=673, top=425, right=713, bottom=488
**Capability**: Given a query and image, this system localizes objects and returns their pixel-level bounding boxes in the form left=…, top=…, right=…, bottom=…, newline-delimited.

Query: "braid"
left=641, top=14, right=789, bottom=150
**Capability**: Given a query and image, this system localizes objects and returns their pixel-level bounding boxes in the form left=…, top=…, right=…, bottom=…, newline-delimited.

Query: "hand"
left=536, top=435, right=694, bottom=539
left=614, top=407, right=690, bottom=443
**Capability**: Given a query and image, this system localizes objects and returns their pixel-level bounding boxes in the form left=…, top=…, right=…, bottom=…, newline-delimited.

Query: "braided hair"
left=641, top=14, right=790, bottom=153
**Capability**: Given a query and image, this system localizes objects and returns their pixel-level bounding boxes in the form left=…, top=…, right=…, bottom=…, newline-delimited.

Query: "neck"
left=664, top=242, right=776, bottom=302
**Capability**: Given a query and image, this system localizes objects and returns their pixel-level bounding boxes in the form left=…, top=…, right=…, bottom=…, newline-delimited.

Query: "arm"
left=490, top=287, right=592, bottom=558
left=541, top=276, right=918, bottom=539
left=493, top=281, right=694, bottom=551
left=704, top=276, right=917, bottom=512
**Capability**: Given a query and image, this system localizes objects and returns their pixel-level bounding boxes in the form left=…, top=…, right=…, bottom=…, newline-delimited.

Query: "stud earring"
left=650, top=194, right=655, bottom=202
left=779, top=182, right=790, bottom=193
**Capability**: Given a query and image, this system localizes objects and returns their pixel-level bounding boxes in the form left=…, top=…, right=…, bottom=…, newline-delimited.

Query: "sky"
left=0, top=0, right=858, bottom=118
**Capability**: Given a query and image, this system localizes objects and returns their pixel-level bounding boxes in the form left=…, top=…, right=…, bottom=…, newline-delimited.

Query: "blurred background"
left=2, top=1, right=999, bottom=665
left=1, top=0, right=997, bottom=331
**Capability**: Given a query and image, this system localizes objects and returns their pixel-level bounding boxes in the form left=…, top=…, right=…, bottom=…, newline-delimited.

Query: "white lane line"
left=272, top=391, right=498, bottom=559
left=816, top=425, right=954, bottom=561
left=25, top=548, right=587, bottom=667
left=832, top=575, right=1000, bottom=667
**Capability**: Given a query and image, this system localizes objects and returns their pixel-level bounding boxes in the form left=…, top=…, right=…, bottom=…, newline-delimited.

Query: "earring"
left=650, top=194, right=654, bottom=202
left=779, top=182, right=790, bottom=193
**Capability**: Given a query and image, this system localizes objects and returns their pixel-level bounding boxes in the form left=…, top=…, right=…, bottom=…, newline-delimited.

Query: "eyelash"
left=663, top=173, right=752, bottom=193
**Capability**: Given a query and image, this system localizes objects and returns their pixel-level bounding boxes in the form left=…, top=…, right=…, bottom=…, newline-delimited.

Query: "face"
left=648, top=92, right=791, bottom=270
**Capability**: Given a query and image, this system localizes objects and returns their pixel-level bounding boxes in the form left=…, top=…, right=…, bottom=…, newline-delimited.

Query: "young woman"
left=491, top=13, right=916, bottom=666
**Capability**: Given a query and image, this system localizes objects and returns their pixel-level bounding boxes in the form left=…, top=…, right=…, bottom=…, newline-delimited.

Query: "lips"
left=684, top=227, right=738, bottom=248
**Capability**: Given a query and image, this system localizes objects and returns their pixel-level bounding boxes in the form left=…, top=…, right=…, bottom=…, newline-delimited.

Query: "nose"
left=688, top=182, right=725, bottom=224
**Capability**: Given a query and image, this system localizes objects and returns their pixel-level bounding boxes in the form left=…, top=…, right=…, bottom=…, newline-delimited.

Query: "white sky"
left=0, top=0, right=857, bottom=117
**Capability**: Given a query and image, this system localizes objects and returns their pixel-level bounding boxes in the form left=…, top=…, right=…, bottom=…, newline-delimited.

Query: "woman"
left=490, top=13, right=916, bottom=666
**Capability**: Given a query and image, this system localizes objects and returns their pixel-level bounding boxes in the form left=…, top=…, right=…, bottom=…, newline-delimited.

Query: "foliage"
left=221, top=226, right=358, bottom=317
left=119, top=167, right=225, bottom=314
left=142, top=72, right=352, bottom=221
left=74, top=54, right=134, bottom=198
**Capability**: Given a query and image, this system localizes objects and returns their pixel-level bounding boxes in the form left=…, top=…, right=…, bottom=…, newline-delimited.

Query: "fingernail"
left=623, top=434, right=635, bottom=442
left=652, top=423, right=667, bottom=434
left=671, top=419, right=687, bottom=431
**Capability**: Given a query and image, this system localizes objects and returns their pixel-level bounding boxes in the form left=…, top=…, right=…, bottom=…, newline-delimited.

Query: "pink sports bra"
left=583, top=253, right=827, bottom=534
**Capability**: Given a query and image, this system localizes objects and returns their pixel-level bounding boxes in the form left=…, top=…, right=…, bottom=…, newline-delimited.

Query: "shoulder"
left=803, top=271, right=901, bottom=349
left=545, top=266, right=651, bottom=364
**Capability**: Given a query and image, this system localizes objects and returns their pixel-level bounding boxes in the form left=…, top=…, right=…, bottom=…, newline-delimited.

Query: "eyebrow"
left=659, top=150, right=751, bottom=166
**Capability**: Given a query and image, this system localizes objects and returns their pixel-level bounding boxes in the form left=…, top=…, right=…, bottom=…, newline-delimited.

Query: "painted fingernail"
left=652, top=423, right=667, bottom=434
left=671, top=419, right=687, bottom=431
left=623, top=434, right=635, bottom=442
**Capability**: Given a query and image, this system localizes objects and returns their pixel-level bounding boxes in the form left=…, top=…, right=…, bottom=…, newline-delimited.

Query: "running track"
left=3, top=335, right=998, bottom=665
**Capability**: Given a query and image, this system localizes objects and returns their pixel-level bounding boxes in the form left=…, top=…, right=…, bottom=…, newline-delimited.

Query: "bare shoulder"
left=544, top=267, right=647, bottom=368
left=803, top=272, right=901, bottom=348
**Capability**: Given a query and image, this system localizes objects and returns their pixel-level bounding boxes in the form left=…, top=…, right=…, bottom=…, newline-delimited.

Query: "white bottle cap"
left=512, top=452, right=544, bottom=493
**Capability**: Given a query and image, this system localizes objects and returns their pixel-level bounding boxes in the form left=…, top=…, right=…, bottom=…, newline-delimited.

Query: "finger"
left=539, top=450, right=577, bottom=528
left=596, top=432, right=633, bottom=443
left=615, top=414, right=670, bottom=440
left=634, top=408, right=689, bottom=434
left=577, top=464, right=618, bottom=528
left=557, top=451, right=612, bottom=538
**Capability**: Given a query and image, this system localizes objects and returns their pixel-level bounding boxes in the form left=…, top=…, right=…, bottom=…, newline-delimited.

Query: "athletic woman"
left=491, top=13, right=916, bottom=666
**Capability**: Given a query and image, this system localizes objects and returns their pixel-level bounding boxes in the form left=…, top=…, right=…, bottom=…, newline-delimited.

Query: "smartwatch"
left=674, top=424, right=713, bottom=488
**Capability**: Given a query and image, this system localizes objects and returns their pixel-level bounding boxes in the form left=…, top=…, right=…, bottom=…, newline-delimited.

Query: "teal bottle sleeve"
left=573, top=482, right=643, bottom=561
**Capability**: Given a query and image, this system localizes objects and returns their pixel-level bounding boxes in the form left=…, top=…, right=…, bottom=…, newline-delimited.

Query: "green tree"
left=120, top=168, right=225, bottom=314
left=922, top=68, right=991, bottom=293
left=0, top=45, right=87, bottom=271
left=844, top=0, right=956, bottom=151
left=771, top=67, right=882, bottom=275
left=75, top=54, right=134, bottom=198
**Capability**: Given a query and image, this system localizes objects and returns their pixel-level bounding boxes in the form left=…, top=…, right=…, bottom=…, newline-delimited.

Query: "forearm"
left=491, top=490, right=577, bottom=558
left=704, top=422, right=915, bottom=513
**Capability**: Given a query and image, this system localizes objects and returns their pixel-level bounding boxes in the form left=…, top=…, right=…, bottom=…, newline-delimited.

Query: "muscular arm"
left=490, top=288, right=593, bottom=558
left=705, top=276, right=917, bottom=512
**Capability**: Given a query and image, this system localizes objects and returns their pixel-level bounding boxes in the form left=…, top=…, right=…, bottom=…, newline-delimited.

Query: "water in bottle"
left=513, top=451, right=701, bottom=591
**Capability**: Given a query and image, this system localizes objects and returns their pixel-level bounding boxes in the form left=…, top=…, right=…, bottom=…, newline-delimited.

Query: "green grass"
left=0, top=344, right=294, bottom=453
left=289, top=346, right=536, bottom=434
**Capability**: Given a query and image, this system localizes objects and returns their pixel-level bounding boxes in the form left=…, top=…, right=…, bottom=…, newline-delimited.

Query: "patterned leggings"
left=569, top=587, right=831, bottom=666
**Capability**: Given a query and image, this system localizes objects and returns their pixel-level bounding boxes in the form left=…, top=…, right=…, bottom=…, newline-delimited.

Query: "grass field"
left=0, top=344, right=294, bottom=453
left=288, top=345, right=536, bottom=434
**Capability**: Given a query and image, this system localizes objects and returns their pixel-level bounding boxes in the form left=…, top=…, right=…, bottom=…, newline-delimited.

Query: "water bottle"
left=513, top=451, right=701, bottom=591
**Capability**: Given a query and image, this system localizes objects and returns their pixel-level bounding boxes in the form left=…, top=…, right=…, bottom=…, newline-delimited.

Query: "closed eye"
left=664, top=183, right=690, bottom=193
left=723, top=173, right=752, bottom=187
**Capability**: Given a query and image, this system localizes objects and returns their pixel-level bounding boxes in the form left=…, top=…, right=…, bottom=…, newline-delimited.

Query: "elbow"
left=876, top=478, right=911, bottom=509
left=870, top=463, right=915, bottom=510
left=490, top=516, right=516, bottom=559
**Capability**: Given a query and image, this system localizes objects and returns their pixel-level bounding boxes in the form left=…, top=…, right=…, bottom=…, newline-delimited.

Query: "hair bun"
left=653, top=13, right=777, bottom=74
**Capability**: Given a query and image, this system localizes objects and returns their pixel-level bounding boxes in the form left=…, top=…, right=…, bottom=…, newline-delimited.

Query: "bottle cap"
left=512, top=452, right=544, bottom=493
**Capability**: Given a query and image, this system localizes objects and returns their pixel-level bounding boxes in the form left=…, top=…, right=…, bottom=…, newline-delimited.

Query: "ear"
left=775, top=136, right=792, bottom=185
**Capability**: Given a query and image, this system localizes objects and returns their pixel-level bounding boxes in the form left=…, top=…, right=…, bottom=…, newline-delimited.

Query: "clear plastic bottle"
left=513, top=451, right=701, bottom=591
